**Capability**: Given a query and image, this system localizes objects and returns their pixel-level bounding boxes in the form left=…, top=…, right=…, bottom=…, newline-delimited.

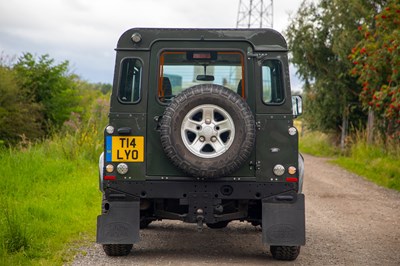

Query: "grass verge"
left=332, top=141, right=400, bottom=191
left=0, top=144, right=100, bottom=265
left=0, top=90, right=108, bottom=265
left=299, top=131, right=400, bottom=191
left=299, top=131, right=339, bottom=157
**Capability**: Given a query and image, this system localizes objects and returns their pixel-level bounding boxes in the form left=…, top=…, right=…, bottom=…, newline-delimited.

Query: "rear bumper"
left=103, top=179, right=298, bottom=200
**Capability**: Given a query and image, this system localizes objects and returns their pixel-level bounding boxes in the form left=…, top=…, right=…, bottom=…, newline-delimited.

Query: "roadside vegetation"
left=0, top=53, right=109, bottom=265
left=289, top=0, right=399, bottom=191
left=0, top=144, right=99, bottom=265
left=299, top=129, right=400, bottom=191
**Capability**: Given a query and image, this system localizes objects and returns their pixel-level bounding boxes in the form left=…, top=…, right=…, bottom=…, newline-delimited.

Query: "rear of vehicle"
left=97, top=28, right=305, bottom=261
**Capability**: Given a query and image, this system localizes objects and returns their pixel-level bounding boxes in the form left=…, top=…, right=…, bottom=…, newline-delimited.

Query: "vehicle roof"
left=116, top=28, right=288, bottom=52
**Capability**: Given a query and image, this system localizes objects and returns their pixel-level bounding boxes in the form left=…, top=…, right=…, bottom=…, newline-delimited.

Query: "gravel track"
left=71, top=154, right=400, bottom=265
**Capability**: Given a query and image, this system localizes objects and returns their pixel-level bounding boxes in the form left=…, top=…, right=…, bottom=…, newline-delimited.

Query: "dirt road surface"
left=71, top=154, right=400, bottom=265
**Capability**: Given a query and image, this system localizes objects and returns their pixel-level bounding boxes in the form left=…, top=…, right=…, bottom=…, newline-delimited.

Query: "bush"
left=14, top=53, right=81, bottom=134
left=58, top=96, right=109, bottom=162
left=0, top=66, right=44, bottom=145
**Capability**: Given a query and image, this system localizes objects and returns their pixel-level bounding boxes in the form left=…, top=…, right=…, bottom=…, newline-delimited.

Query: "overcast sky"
left=0, top=0, right=303, bottom=89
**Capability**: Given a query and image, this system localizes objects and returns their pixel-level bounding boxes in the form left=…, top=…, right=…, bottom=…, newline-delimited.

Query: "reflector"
left=286, top=177, right=298, bottom=182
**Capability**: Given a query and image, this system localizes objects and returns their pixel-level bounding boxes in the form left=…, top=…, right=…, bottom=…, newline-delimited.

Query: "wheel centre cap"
left=202, top=125, right=214, bottom=138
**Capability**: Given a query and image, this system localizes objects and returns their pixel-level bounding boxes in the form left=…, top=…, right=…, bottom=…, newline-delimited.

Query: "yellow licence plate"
left=106, top=136, right=144, bottom=162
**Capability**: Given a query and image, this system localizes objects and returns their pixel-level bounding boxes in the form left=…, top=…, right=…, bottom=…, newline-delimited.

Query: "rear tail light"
left=288, top=166, right=297, bottom=175
left=105, top=164, right=114, bottom=173
left=117, top=163, right=129, bottom=175
left=273, top=164, right=285, bottom=176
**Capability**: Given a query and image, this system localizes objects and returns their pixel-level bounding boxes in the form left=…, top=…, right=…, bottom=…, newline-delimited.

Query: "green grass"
left=0, top=97, right=108, bottom=265
left=300, top=131, right=400, bottom=191
left=299, top=131, right=339, bottom=157
left=333, top=141, right=400, bottom=191
left=0, top=144, right=100, bottom=265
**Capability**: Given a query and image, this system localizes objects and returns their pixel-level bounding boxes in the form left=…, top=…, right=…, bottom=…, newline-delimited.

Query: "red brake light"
left=193, top=53, right=211, bottom=59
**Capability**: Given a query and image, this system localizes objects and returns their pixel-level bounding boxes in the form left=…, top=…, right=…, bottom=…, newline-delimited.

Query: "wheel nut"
left=199, top=136, right=205, bottom=142
left=205, top=118, right=211, bottom=124
left=211, top=136, right=217, bottom=142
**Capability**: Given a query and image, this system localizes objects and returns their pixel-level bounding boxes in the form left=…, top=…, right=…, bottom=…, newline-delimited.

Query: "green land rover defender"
left=97, top=28, right=305, bottom=261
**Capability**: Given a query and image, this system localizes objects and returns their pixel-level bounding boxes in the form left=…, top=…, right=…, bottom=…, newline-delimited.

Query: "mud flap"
left=262, top=193, right=305, bottom=246
left=97, top=201, right=140, bottom=244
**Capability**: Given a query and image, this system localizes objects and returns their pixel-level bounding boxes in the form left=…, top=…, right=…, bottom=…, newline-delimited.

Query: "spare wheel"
left=160, top=84, right=255, bottom=178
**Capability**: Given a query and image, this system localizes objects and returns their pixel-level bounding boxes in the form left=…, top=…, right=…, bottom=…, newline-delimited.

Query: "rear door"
left=146, top=40, right=256, bottom=178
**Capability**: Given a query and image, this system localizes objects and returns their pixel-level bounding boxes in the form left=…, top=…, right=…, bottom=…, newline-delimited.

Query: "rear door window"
left=158, top=51, right=245, bottom=103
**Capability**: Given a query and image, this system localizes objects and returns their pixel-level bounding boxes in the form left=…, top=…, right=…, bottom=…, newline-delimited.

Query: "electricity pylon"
left=236, top=0, right=273, bottom=28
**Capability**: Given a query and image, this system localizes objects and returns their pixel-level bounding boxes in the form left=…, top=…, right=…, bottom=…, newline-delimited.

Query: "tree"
left=14, top=53, right=80, bottom=132
left=0, top=65, right=44, bottom=146
left=285, top=0, right=387, bottom=133
left=348, top=0, right=400, bottom=139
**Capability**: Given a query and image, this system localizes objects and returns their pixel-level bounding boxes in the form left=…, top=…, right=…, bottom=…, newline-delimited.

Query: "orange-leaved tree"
left=349, top=0, right=400, bottom=138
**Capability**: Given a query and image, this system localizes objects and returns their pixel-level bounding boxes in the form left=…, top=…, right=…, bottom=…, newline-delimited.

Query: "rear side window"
left=118, top=58, right=142, bottom=103
left=262, top=60, right=284, bottom=104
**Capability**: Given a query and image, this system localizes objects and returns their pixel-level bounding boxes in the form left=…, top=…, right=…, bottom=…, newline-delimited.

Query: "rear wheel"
left=140, top=217, right=152, bottom=229
left=206, top=221, right=230, bottom=229
left=102, top=244, right=132, bottom=256
left=270, top=245, right=300, bottom=261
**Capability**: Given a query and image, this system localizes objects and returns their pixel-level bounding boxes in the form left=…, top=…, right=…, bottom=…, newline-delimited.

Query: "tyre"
left=251, top=221, right=261, bottom=227
left=270, top=245, right=300, bottom=261
left=140, top=217, right=152, bottom=229
left=102, top=244, right=133, bottom=256
left=206, top=221, right=230, bottom=229
left=160, top=84, right=255, bottom=178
